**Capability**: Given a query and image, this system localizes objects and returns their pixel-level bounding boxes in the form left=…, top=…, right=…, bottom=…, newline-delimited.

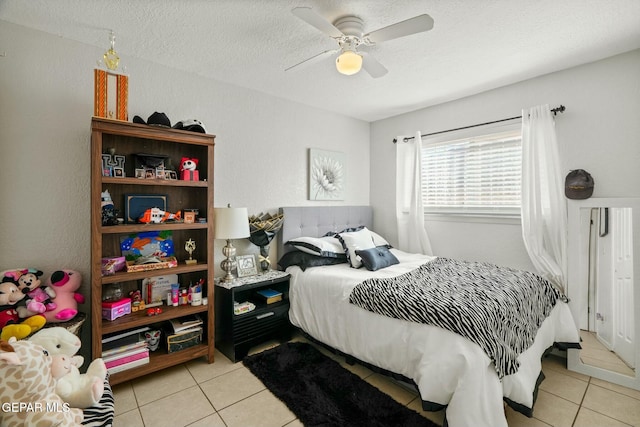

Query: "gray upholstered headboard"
left=277, top=206, right=373, bottom=258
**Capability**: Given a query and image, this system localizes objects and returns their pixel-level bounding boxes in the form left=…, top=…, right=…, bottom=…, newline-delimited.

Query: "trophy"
left=185, top=239, right=197, bottom=265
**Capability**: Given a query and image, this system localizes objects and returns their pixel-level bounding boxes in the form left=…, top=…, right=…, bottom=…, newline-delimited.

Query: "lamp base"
left=220, top=239, right=237, bottom=282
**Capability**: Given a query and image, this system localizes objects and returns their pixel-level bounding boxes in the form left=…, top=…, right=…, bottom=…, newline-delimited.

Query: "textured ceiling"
left=1, top=0, right=640, bottom=122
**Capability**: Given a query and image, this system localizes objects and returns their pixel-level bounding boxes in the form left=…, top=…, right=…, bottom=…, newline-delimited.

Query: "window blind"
left=421, top=129, right=522, bottom=216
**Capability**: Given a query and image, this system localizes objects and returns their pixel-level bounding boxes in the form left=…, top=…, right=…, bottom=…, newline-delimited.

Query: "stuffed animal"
left=8, top=268, right=57, bottom=318
left=0, top=278, right=46, bottom=341
left=29, top=327, right=106, bottom=409
left=0, top=337, right=83, bottom=427
left=43, top=270, right=85, bottom=323
left=179, top=157, right=199, bottom=181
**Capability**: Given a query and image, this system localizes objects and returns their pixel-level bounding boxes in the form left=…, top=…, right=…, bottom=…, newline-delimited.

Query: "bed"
left=276, top=206, right=580, bottom=427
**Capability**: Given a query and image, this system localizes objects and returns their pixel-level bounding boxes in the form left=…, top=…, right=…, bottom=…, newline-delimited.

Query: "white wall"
left=371, top=49, right=640, bottom=271
left=0, top=21, right=369, bottom=354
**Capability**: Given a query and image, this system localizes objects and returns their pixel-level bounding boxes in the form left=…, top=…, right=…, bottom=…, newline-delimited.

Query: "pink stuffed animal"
left=43, top=270, right=85, bottom=323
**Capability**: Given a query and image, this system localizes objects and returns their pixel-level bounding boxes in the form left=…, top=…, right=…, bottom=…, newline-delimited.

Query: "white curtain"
left=521, top=105, right=567, bottom=291
left=396, top=131, right=433, bottom=255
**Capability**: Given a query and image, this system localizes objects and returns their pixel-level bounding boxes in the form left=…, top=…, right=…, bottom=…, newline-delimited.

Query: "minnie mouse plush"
left=11, top=269, right=57, bottom=318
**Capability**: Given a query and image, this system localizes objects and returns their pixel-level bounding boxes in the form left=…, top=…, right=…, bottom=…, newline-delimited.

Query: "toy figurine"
left=101, top=190, right=119, bottom=226
left=145, top=329, right=161, bottom=351
left=138, top=207, right=182, bottom=224
left=129, top=290, right=145, bottom=312
left=179, top=157, right=199, bottom=181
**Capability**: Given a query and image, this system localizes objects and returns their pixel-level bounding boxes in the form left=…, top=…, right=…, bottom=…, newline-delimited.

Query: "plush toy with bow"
left=29, top=327, right=106, bottom=408
left=2, top=268, right=57, bottom=318
left=0, top=277, right=46, bottom=341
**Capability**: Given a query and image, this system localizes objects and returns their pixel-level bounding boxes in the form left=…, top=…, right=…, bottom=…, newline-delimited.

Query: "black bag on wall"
left=565, top=169, right=594, bottom=199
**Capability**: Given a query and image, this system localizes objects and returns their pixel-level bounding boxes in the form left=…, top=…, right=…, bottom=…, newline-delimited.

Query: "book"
left=256, top=288, right=282, bottom=304
left=103, top=345, right=149, bottom=363
left=102, top=326, right=151, bottom=344
left=107, top=356, right=150, bottom=375
left=105, top=348, right=150, bottom=369
left=234, top=301, right=256, bottom=315
left=102, top=339, right=148, bottom=358
left=102, top=327, right=150, bottom=352
left=141, top=274, right=177, bottom=304
left=168, top=315, right=203, bottom=333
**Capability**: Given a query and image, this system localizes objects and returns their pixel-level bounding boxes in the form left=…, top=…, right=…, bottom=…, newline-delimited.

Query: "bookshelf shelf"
left=101, top=304, right=209, bottom=335
left=109, top=344, right=209, bottom=385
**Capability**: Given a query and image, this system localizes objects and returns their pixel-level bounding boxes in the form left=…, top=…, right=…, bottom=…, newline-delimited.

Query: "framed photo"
left=102, top=167, right=112, bottom=177
left=135, top=168, right=146, bottom=179
left=144, top=168, right=155, bottom=179
left=236, top=255, right=258, bottom=277
left=113, top=167, right=125, bottom=178
left=167, top=170, right=178, bottom=180
left=155, top=168, right=166, bottom=179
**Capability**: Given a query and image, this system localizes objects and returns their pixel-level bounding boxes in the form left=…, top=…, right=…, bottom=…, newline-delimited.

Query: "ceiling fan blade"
left=285, top=49, right=340, bottom=72
left=365, top=14, right=434, bottom=43
left=292, top=7, right=344, bottom=38
left=361, top=52, right=388, bottom=78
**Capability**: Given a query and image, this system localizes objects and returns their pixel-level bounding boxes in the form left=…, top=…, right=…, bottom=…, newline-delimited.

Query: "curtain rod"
left=392, top=105, right=566, bottom=143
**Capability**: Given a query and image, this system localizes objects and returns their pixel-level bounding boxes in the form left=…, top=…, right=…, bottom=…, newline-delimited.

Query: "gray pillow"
left=355, top=246, right=399, bottom=271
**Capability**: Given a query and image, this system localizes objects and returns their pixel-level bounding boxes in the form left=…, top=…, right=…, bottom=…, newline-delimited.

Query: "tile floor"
left=112, top=335, right=640, bottom=427
left=579, top=330, right=635, bottom=377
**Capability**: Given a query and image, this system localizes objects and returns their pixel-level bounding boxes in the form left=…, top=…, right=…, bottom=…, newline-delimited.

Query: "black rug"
left=243, top=342, right=439, bottom=427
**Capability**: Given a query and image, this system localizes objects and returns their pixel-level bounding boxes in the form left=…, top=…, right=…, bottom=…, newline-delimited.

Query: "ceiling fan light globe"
left=336, top=51, right=362, bottom=75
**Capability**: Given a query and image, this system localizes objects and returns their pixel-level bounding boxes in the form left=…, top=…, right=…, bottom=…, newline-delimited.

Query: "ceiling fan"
left=287, top=7, right=434, bottom=78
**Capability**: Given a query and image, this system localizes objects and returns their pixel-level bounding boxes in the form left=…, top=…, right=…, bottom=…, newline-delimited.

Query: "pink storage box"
left=102, top=297, right=131, bottom=321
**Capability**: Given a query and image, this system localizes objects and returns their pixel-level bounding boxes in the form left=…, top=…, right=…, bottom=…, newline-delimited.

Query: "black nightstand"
left=215, top=271, right=292, bottom=362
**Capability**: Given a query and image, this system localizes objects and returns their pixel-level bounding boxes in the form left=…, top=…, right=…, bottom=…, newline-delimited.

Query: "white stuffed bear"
left=29, top=327, right=107, bottom=409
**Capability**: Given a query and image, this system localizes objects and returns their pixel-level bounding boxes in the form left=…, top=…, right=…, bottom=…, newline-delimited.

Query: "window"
left=421, top=125, right=522, bottom=217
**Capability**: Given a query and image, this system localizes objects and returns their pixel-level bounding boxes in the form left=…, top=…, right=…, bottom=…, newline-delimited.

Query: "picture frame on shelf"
left=135, top=168, right=145, bottom=179
left=124, top=193, right=168, bottom=224
left=113, top=167, right=125, bottom=178
left=167, top=170, right=178, bottom=180
left=236, top=254, right=258, bottom=277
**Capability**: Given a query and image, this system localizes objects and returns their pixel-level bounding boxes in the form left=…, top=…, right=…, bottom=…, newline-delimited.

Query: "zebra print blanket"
left=349, top=257, right=566, bottom=378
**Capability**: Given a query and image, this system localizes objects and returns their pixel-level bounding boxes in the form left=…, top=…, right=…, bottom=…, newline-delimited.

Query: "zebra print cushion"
left=349, top=257, right=565, bottom=378
left=82, top=375, right=114, bottom=427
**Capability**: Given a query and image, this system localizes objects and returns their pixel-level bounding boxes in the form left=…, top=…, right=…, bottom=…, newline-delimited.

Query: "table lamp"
left=214, top=205, right=250, bottom=282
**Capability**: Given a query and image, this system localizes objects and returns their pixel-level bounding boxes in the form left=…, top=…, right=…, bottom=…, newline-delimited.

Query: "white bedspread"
left=287, top=249, right=580, bottom=427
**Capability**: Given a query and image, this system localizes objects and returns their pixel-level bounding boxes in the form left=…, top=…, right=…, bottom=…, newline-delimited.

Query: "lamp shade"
left=214, top=207, right=250, bottom=239
left=336, top=50, right=363, bottom=76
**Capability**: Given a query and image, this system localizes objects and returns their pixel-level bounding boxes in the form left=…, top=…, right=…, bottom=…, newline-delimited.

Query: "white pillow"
left=336, top=227, right=376, bottom=268
left=285, top=236, right=345, bottom=258
left=370, top=230, right=392, bottom=248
